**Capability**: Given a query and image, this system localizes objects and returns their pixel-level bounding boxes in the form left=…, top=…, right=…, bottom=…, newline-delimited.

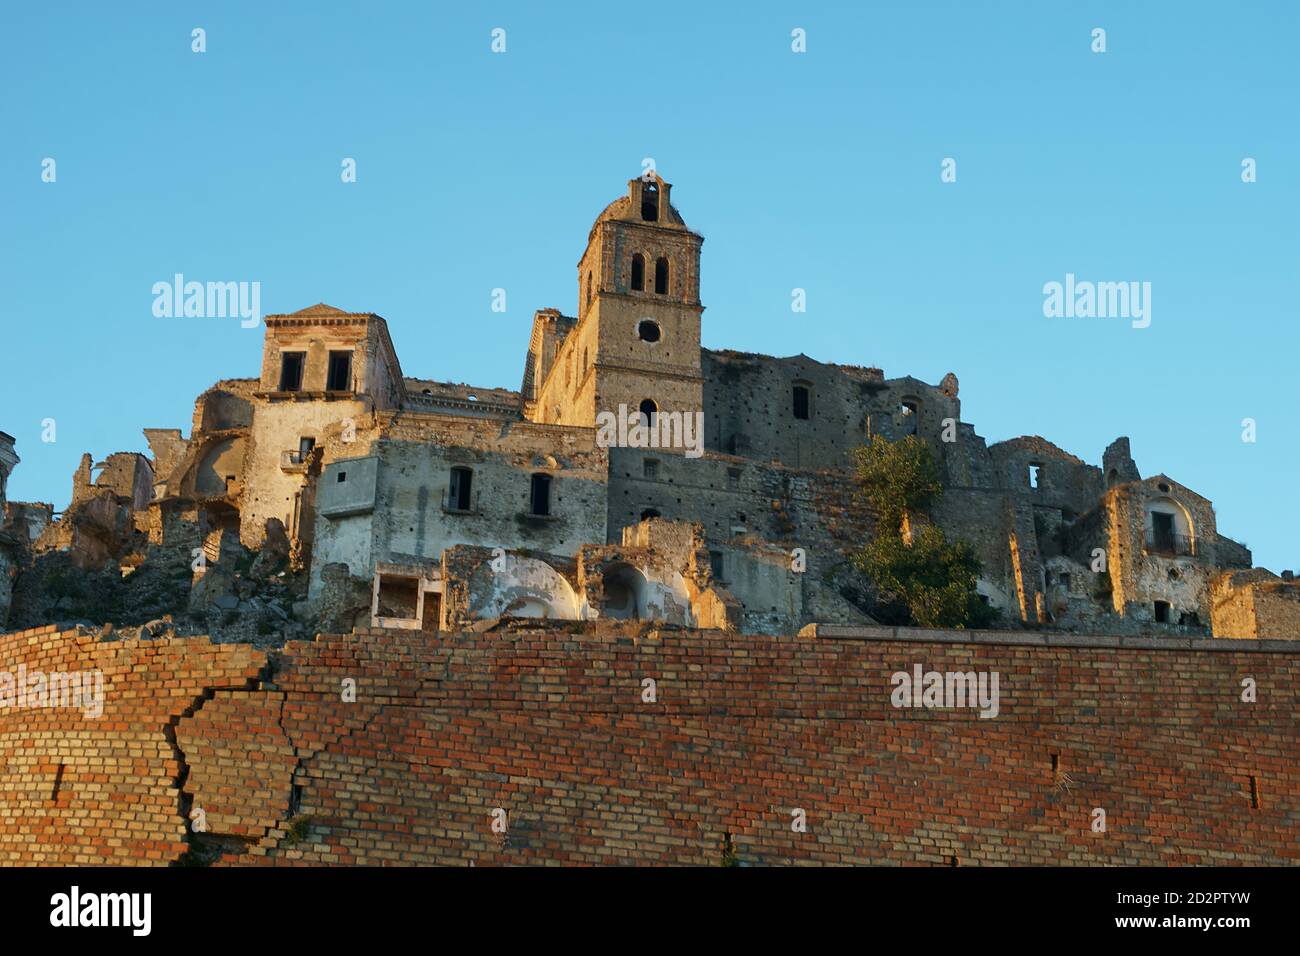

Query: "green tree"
left=852, top=435, right=943, bottom=533
left=855, top=525, right=993, bottom=629
left=852, top=435, right=994, bottom=629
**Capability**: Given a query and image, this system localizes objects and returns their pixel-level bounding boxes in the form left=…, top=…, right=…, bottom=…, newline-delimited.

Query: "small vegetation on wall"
left=852, top=435, right=943, bottom=532
left=852, top=436, right=995, bottom=630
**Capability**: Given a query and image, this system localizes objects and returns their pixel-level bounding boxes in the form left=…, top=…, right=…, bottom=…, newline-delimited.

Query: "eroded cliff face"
left=1, top=622, right=1295, bottom=866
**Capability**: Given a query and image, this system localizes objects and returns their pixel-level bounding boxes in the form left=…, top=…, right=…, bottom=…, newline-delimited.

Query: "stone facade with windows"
left=2, top=175, right=1287, bottom=639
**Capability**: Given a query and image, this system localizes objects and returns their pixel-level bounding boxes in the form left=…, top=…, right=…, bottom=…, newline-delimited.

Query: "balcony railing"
left=280, top=449, right=309, bottom=473
left=1144, top=530, right=1194, bottom=557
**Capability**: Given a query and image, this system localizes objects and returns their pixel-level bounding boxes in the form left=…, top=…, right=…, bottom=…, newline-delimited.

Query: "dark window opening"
left=327, top=350, right=352, bottom=391
left=1179, top=610, right=1201, bottom=626
left=638, top=319, right=661, bottom=342
left=641, top=184, right=659, bottom=222
left=299, top=437, right=316, bottom=459
left=449, top=467, right=473, bottom=511
left=643, top=459, right=659, bottom=479
left=1154, top=600, right=1171, bottom=623
left=630, top=254, right=645, bottom=291
left=727, top=468, right=741, bottom=490
left=279, top=352, right=305, bottom=392
left=639, top=399, right=657, bottom=428
left=530, top=473, right=552, bottom=517
left=1058, top=572, right=1071, bottom=589
left=709, top=550, right=725, bottom=581
left=900, top=400, right=918, bottom=434
left=654, top=257, right=669, bottom=294
left=1151, top=512, right=1175, bottom=551
left=336, top=471, right=347, bottom=483
left=793, top=385, right=810, bottom=420
left=641, top=508, right=661, bottom=521
left=585, top=271, right=592, bottom=310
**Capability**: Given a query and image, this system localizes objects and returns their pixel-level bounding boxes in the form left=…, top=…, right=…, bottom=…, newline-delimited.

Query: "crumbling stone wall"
left=240, top=397, right=374, bottom=548
left=702, top=352, right=965, bottom=472
left=1103, top=476, right=1220, bottom=627
left=320, top=413, right=608, bottom=598
left=0, top=623, right=1294, bottom=865
left=3, top=177, right=1272, bottom=642
left=1213, top=570, right=1300, bottom=640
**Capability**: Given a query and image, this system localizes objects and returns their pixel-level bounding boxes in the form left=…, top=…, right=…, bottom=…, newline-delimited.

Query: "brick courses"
left=0, top=622, right=1295, bottom=865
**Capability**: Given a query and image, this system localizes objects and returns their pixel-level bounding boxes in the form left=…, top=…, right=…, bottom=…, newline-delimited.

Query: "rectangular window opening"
left=449, top=467, right=473, bottom=511
left=279, top=352, right=305, bottom=392
left=530, top=473, right=552, bottom=517
left=327, top=351, right=353, bottom=391
left=792, top=385, right=810, bottom=420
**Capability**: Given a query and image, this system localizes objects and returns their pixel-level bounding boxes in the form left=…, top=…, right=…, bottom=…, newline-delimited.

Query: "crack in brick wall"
left=1, top=623, right=1296, bottom=865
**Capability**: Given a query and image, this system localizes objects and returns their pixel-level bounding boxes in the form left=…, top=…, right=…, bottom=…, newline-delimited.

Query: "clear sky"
left=1, top=1, right=1296, bottom=571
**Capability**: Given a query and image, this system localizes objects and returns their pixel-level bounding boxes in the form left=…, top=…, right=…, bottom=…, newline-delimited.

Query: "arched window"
left=654, top=257, right=669, bottom=294
left=1145, top=497, right=1194, bottom=556
left=529, top=473, right=552, bottom=517
left=585, top=271, right=592, bottom=311
left=639, top=398, right=657, bottom=428
left=899, top=399, right=920, bottom=435
left=630, top=254, right=645, bottom=291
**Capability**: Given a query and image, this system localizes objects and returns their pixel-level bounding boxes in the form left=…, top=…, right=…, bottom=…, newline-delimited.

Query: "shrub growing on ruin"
left=856, top=524, right=993, bottom=629
left=852, top=436, right=993, bottom=629
left=852, top=435, right=943, bottom=534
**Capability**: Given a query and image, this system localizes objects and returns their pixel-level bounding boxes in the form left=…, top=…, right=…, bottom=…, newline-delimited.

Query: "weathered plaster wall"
left=362, top=413, right=608, bottom=569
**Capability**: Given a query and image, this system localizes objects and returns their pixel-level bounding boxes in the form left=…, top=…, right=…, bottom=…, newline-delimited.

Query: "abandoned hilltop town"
left=0, top=175, right=1295, bottom=867
left=1, top=173, right=1295, bottom=641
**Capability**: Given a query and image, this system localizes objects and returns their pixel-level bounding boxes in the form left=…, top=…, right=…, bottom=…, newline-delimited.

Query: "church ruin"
left=2, top=174, right=1296, bottom=640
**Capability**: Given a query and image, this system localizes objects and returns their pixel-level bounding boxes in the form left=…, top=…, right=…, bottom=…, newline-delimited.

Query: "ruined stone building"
left=2, top=173, right=1296, bottom=639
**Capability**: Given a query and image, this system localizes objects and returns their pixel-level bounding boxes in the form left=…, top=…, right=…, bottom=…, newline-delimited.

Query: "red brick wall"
left=0, top=625, right=265, bottom=864
left=1, top=622, right=1296, bottom=865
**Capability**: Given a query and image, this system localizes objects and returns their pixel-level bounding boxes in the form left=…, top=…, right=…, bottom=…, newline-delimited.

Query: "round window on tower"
left=637, top=319, right=661, bottom=343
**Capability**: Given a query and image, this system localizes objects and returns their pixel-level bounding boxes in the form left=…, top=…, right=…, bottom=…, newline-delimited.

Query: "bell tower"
left=569, top=172, right=705, bottom=450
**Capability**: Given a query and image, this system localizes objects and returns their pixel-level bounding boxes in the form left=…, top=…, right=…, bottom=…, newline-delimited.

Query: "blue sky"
left=1, top=1, right=1296, bottom=570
